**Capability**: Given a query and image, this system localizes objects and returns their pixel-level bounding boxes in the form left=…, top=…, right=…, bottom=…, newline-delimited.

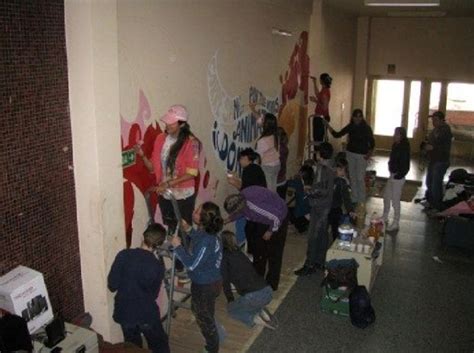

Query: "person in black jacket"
left=108, top=223, right=170, bottom=353
left=382, top=127, right=410, bottom=231
left=326, top=109, right=375, bottom=205
left=328, top=158, right=355, bottom=241
left=227, top=148, right=267, bottom=190
left=220, top=231, right=275, bottom=330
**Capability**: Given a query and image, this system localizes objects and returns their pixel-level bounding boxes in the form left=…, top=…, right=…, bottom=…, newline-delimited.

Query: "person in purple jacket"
left=224, top=186, right=288, bottom=291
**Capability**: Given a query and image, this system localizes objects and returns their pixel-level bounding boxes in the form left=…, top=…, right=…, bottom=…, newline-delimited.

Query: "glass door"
left=368, top=78, right=421, bottom=151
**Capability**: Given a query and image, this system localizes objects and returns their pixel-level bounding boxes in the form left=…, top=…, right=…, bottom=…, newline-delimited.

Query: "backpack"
left=349, top=285, right=376, bottom=329
left=322, top=259, right=359, bottom=290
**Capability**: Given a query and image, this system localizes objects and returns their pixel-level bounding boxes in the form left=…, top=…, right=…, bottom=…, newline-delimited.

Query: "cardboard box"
left=0, top=266, right=53, bottom=333
left=32, top=323, right=99, bottom=353
left=320, top=287, right=350, bottom=317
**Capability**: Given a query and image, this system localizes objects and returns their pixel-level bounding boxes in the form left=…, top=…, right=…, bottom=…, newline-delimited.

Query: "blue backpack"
left=349, top=285, right=376, bottom=329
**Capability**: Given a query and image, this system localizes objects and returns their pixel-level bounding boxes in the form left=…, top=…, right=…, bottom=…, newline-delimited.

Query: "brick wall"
left=0, top=0, right=84, bottom=320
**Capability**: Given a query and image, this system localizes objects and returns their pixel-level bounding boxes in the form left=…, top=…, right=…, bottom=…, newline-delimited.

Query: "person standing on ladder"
left=309, top=73, right=332, bottom=152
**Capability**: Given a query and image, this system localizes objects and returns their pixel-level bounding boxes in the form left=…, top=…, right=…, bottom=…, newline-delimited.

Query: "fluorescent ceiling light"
left=387, top=10, right=446, bottom=16
left=365, top=0, right=440, bottom=6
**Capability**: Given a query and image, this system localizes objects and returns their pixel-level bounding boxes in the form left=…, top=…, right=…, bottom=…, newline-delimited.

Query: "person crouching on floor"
left=108, top=223, right=170, bottom=353
left=294, top=142, right=335, bottom=276
left=171, top=202, right=223, bottom=353
left=220, top=230, right=276, bottom=330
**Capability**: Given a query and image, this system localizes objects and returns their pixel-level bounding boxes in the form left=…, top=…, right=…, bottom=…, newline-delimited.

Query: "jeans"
left=227, top=286, right=273, bottom=327
left=191, top=281, right=222, bottom=353
left=346, top=151, right=368, bottom=204
left=383, top=175, right=405, bottom=224
left=121, top=322, right=170, bottom=353
left=305, top=207, right=330, bottom=267
left=425, top=161, right=449, bottom=210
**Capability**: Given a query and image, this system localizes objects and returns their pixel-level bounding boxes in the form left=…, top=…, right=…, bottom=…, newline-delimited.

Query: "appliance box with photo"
left=0, top=265, right=53, bottom=333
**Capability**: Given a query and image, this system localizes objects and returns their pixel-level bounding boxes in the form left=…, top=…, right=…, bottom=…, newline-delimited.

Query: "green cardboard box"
left=320, top=287, right=350, bottom=317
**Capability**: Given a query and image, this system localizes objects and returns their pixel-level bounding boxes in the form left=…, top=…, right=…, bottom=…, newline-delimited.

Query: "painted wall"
left=309, top=0, right=357, bottom=150
left=118, top=0, right=313, bottom=246
left=368, top=17, right=474, bottom=81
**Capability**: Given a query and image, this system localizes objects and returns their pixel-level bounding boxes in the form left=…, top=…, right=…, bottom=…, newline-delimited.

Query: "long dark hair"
left=259, top=113, right=279, bottom=150
left=395, top=126, right=408, bottom=144
left=167, top=121, right=193, bottom=174
left=221, top=230, right=239, bottom=252
left=199, top=202, right=224, bottom=235
left=320, top=73, right=332, bottom=88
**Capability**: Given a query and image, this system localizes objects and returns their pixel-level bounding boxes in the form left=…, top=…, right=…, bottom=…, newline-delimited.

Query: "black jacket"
left=388, top=139, right=410, bottom=179
left=331, top=121, right=375, bottom=155
left=241, top=163, right=267, bottom=189
left=221, top=249, right=268, bottom=302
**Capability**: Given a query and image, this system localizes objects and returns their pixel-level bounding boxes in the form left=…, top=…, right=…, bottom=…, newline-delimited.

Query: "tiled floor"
left=248, top=198, right=474, bottom=353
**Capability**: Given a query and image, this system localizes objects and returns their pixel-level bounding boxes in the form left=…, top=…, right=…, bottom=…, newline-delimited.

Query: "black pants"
left=276, top=182, right=287, bottom=201
left=248, top=218, right=288, bottom=291
left=191, top=281, right=222, bottom=353
left=121, top=321, right=170, bottom=353
left=328, top=207, right=343, bottom=242
left=158, top=194, right=195, bottom=270
left=158, top=194, right=195, bottom=234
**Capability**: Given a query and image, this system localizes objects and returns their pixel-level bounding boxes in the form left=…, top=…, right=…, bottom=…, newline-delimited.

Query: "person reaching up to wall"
left=256, top=113, right=281, bottom=192
left=171, top=202, right=224, bottom=353
left=310, top=73, right=332, bottom=146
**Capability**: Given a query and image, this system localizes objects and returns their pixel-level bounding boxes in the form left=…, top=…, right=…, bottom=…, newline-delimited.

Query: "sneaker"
left=387, top=222, right=399, bottom=232
left=259, top=308, right=272, bottom=322
left=294, top=265, right=317, bottom=276
left=253, top=314, right=276, bottom=330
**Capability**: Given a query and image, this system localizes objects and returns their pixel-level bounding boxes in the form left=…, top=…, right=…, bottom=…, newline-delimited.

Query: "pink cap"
left=160, top=104, right=188, bottom=124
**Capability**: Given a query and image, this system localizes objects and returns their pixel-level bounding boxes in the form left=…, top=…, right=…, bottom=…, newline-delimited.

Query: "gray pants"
left=262, top=164, right=280, bottom=193
left=346, top=151, right=368, bottom=204
left=305, top=207, right=330, bottom=267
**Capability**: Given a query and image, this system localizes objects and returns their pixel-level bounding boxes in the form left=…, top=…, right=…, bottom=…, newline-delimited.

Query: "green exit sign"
left=122, top=149, right=136, bottom=168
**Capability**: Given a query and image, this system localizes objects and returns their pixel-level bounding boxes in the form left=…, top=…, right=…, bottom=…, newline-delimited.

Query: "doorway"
left=367, top=78, right=421, bottom=151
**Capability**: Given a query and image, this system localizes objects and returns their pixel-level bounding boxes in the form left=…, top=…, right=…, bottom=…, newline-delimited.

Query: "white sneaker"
left=253, top=314, right=276, bottom=330
left=387, top=222, right=399, bottom=232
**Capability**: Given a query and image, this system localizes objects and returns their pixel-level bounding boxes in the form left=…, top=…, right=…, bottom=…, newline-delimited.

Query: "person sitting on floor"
left=108, top=223, right=170, bottom=353
left=220, top=230, right=276, bottom=330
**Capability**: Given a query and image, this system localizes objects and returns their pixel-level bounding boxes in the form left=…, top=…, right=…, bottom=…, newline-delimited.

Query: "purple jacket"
left=229, top=186, right=288, bottom=232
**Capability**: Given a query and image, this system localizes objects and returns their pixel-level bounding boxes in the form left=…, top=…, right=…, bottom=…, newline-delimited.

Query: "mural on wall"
left=208, top=31, right=310, bottom=172
left=121, top=90, right=216, bottom=248
left=279, top=31, right=310, bottom=159
left=208, top=52, right=279, bottom=172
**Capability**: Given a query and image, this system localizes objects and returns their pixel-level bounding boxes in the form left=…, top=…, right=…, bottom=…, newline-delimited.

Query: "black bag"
left=349, top=285, right=376, bottom=329
left=322, top=259, right=358, bottom=290
left=443, top=215, right=474, bottom=252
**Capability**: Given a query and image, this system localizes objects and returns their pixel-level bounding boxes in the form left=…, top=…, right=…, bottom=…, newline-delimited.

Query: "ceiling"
left=325, top=0, right=474, bottom=17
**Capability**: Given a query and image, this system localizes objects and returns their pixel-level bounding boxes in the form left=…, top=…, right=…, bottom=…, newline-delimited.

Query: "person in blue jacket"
left=171, top=202, right=223, bottom=353
left=108, top=223, right=170, bottom=353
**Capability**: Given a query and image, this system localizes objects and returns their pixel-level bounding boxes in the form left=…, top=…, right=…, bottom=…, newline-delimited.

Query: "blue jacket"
left=108, top=248, right=164, bottom=325
left=175, top=229, right=222, bottom=285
